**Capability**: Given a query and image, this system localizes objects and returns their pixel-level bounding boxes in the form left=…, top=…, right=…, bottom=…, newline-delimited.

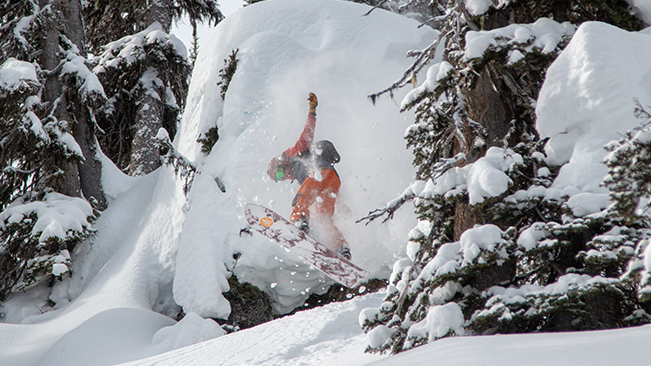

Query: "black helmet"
left=312, top=140, right=340, bottom=164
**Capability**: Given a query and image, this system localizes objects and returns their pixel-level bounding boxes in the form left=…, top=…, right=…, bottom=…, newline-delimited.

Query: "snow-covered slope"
left=113, top=291, right=651, bottom=366
left=120, top=292, right=388, bottom=366
left=1, top=1, right=651, bottom=365
left=367, top=322, right=651, bottom=366
left=116, top=293, right=651, bottom=366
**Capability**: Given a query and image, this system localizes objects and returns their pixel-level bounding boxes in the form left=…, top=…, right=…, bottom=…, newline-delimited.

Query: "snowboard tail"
left=244, top=204, right=368, bottom=288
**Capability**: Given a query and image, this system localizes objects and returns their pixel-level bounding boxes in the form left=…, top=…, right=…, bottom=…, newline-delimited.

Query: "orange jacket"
left=284, top=114, right=347, bottom=249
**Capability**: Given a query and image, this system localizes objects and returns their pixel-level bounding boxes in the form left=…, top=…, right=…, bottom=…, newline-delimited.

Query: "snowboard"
left=244, top=203, right=369, bottom=288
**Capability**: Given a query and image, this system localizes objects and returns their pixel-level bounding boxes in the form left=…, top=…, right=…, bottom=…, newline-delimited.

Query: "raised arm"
left=268, top=93, right=319, bottom=181
left=283, top=93, right=318, bottom=158
left=284, top=113, right=316, bottom=158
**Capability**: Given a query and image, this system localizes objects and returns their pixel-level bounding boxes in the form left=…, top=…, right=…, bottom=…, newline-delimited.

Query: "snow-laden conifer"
left=360, top=0, right=648, bottom=354
left=0, top=0, right=102, bottom=301
left=84, top=0, right=223, bottom=174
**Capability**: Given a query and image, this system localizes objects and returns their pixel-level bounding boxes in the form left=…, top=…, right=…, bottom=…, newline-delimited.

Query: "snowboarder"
left=267, top=93, right=352, bottom=260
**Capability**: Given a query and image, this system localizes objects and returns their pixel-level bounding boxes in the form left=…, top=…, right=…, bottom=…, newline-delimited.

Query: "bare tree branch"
left=634, top=98, right=651, bottom=124
left=368, top=29, right=448, bottom=104
left=362, top=0, right=389, bottom=16
left=356, top=192, right=414, bottom=225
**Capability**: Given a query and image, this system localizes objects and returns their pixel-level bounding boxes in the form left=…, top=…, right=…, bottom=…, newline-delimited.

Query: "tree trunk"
left=128, top=68, right=164, bottom=176
left=41, top=0, right=107, bottom=208
left=454, top=200, right=483, bottom=241
left=65, top=0, right=107, bottom=209
left=73, top=106, right=107, bottom=209
left=127, top=0, right=173, bottom=176
left=41, top=0, right=82, bottom=198
left=464, top=62, right=514, bottom=148
left=143, top=0, right=173, bottom=32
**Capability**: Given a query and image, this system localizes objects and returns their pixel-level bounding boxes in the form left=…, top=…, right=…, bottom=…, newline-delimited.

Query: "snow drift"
left=537, top=22, right=651, bottom=216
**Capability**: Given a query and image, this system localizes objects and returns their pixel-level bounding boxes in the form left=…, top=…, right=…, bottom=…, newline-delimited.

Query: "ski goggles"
left=275, top=168, right=285, bottom=181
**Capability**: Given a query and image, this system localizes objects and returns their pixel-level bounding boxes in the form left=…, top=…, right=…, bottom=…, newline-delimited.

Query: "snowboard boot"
left=337, top=245, right=351, bottom=260
left=292, top=215, right=309, bottom=234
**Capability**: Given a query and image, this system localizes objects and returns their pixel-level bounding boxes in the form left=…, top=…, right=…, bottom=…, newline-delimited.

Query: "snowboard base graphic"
left=244, top=204, right=368, bottom=288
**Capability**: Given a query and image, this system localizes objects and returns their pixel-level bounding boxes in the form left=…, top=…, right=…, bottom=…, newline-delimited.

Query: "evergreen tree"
left=0, top=0, right=222, bottom=305
left=0, top=0, right=102, bottom=300
left=84, top=0, right=223, bottom=174
left=359, top=0, right=647, bottom=354
left=604, top=101, right=651, bottom=301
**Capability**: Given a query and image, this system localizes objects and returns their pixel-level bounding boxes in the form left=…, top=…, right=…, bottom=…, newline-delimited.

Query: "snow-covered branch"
left=156, top=128, right=196, bottom=195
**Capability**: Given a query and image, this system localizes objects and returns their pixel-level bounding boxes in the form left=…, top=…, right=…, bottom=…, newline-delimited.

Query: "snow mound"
left=173, top=0, right=435, bottom=315
left=36, top=308, right=176, bottom=366
left=0, top=191, right=94, bottom=243
left=118, top=292, right=387, bottom=366
left=406, top=302, right=465, bottom=345
left=536, top=22, right=651, bottom=216
left=0, top=58, right=38, bottom=90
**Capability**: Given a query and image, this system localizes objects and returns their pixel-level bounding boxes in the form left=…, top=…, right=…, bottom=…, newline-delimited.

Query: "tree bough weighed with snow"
left=84, top=0, right=223, bottom=174
left=0, top=0, right=221, bottom=307
left=604, top=102, right=651, bottom=302
left=0, top=0, right=103, bottom=301
left=360, top=0, right=648, bottom=355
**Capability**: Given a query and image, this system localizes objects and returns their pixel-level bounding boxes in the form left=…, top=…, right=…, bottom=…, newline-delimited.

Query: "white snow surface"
left=406, top=302, right=465, bottom=344
left=464, top=0, right=511, bottom=16
left=0, top=57, right=38, bottom=90
left=463, top=18, right=575, bottom=60
left=2, top=2, right=651, bottom=366
left=465, top=0, right=492, bottom=16
left=368, top=322, right=651, bottom=366
left=121, top=292, right=387, bottom=366
left=536, top=22, right=651, bottom=216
